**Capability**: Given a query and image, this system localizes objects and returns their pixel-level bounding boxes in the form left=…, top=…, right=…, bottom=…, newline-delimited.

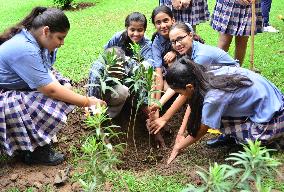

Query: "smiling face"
left=169, top=28, right=193, bottom=55
left=127, top=21, right=145, bottom=43
left=154, top=12, right=175, bottom=38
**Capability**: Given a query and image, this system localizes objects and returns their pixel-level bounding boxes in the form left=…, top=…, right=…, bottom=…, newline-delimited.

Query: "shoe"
left=22, top=145, right=65, bottom=166
left=206, top=135, right=237, bottom=148
left=263, top=25, right=279, bottom=33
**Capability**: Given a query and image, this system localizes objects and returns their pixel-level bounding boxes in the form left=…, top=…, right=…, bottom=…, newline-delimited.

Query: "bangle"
left=83, top=96, right=90, bottom=107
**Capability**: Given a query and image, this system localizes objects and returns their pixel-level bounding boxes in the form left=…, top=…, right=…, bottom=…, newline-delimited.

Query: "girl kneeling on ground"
left=148, top=56, right=284, bottom=164
left=0, top=7, right=105, bottom=166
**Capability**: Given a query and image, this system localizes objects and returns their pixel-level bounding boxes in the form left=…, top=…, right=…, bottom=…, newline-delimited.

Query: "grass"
left=0, top=0, right=284, bottom=191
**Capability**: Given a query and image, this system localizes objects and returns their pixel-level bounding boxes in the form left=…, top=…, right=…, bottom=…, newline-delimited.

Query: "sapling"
left=124, top=42, right=161, bottom=157
left=182, top=140, right=282, bottom=192
left=75, top=105, right=125, bottom=191
left=85, top=48, right=125, bottom=100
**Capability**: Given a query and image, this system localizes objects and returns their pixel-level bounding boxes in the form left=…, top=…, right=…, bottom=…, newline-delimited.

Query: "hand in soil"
left=167, top=146, right=180, bottom=164
left=167, top=134, right=186, bottom=164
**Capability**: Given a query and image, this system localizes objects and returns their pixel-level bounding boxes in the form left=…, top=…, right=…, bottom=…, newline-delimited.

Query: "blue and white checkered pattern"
left=0, top=89, right=74, bottom=156
left=219, top=110, right=284, bottom=144
left=160, top=0, right=210, bottom=25
left=211, top=0, right=263, bottom=36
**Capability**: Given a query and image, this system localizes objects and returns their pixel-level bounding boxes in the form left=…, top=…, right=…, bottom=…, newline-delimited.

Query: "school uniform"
left=104, top=31, right=154, bottom=65
left=211, top=0, right=263, bottom=36
left=202, top=66, right=284, bottom=143
left=185, top=41, right=240, bottom=66
left=159, top=0, right=210, bottom=25
left=151, top=33, right=172, bottom=70
left=0, top=29, right=74, bottom=156
left=151, top=23, right=195, bottom=70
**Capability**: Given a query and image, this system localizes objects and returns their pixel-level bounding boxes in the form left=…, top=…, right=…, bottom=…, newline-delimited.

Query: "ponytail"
left=0, top=6, right=69, bottom=45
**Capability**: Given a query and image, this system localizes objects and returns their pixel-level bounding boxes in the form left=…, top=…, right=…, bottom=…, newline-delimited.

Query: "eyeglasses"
left=170, top=35, right=188, bottom=46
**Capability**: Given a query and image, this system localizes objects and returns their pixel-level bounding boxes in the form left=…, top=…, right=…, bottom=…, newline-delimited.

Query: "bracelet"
left=83, top=96, right=90, bottom=107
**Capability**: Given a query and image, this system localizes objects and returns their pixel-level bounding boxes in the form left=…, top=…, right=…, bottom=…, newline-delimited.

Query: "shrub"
left=53, top=0, right=73, bottom=9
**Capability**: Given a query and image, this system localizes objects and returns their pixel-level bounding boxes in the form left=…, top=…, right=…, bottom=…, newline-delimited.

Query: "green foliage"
left=53, top=0, right=73, bottom=9
left=183, top=140, right=282, bottom=192
left=130, top=42, right=143, bottom=63
left=74, top=105, right=125, bottom=191
left=85, top=49, right=124, bottom=99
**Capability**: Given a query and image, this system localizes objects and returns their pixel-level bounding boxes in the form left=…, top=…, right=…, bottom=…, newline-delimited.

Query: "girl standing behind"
left=159, top=0, right=210, bottom=31
left=211, top=0, right=263, bottom=65
left=0, top=7, right=105, bottom=165
left=104, top=12, right=152, bottom=64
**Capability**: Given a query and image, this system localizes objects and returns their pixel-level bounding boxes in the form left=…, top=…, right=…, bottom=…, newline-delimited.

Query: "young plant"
left=74, top=105, right=125, bottom=191
left=86, top=48, right=125, bottom=99
left=182, top=140, right=282, bottom=192
left=124, top=42, right=161, bottom=156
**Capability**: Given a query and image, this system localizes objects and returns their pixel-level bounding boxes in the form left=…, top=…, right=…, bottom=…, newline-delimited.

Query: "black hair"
left=0, top=6, right=70, bottom=45
left=170, top=22, right=205, bottom=44
left=165, top=56, right=253, bottom=137
left=151, top=5, right=174, bottom=42
left=120, top=12, right=147, bottom=57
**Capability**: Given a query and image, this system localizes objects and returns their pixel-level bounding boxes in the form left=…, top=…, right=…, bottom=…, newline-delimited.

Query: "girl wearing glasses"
left=149, top=22, right=239, bottom=111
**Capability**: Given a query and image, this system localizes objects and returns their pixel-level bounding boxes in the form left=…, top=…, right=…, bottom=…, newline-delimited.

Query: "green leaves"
left=75, top=105, right=125, bottom=191
left=184, top=140, right=282, bottom=192
left=53, top=0, right=73, bottom=9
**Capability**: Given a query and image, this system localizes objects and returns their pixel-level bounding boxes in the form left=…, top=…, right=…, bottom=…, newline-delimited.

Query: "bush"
left=53, top=0, right=73, bottom=9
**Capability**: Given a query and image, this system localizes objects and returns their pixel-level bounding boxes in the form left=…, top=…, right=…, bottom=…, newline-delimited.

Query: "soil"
left=0, top=80, right=283, bottom=191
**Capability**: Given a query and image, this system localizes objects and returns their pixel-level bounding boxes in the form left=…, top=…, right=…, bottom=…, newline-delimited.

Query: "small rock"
left=10, top=173, right=19, bottom=181
left=34, top=181, right=42, bottom=189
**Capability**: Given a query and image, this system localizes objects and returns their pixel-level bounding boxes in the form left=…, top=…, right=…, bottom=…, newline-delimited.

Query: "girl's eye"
left=155, top=21, right=161, bottom=25
left=163, top=18, right=169, bottom=23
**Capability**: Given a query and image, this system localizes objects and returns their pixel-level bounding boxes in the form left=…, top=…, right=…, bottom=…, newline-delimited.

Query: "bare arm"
left=38, top=81, right=106, bottom=107
left=177, top=104, right=191, bottom=135
left=154, top=68, right=164, bottom=101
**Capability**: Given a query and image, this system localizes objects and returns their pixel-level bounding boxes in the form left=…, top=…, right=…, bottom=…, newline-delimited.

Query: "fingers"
left=167, top=148, right=179, bottom=165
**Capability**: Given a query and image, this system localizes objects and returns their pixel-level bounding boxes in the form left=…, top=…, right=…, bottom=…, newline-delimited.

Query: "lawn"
left=0, top=0, right=283, bottom=191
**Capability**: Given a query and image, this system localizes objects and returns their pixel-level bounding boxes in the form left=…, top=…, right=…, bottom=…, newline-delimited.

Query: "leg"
left=217, top=33, right=233, bottom=52
left=261, top=0, right=272, bottom=27
left=235, top=36, right=249, bottom=66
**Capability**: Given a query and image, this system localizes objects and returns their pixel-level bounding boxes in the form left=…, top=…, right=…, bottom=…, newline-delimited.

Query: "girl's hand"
left=146, top=117, right=167, bottom=134
left=164, top=51, right=176, bottom=64
left=167, top=134, right=186, bottom=164
left=149, top=103, right=161, bottom=112
left=181, top=0, right=191, bottom=9
left=172, top=0, right=182, bottom=10
left=236, top=0, right=251, bottom=5
left=88, top=97, right=107, bottom=107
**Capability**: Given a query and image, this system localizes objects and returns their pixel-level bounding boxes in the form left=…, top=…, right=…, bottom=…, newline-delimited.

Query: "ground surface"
left=0, top=80, right=284, bottom=191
